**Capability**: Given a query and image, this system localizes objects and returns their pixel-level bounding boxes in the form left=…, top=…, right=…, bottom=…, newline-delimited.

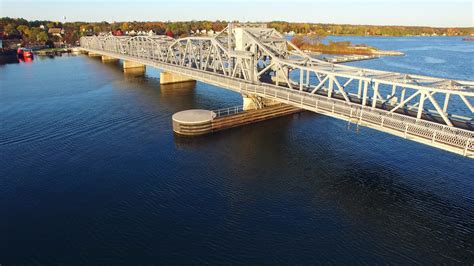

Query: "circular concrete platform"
left=172, top=109, right=216, bottom=135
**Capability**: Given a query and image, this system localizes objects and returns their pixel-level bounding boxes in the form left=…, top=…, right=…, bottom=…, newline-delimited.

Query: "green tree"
left=46, top=22, right=56, bottom=29
left=37, top=31, right=49, bottom=42
left=16, top=25, right=29, bottom=35
left=93, top=25, right=101, bottom=33
left=26, top=27, right=41, bottom=43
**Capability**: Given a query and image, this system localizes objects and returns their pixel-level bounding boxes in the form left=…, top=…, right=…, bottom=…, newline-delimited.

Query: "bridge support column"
left=160, top=72, right=195, bottom=85
left=101, top=55, right=118, bottom=62
left=242, top=94, right=278, bottom=111
left=123, top=60, right=145, bottom=73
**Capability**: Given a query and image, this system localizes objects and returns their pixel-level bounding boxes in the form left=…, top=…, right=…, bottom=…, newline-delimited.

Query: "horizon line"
left=2, top=17, right=473, bottom=29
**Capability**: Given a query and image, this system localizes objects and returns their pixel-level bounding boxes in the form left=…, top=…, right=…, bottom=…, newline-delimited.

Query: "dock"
left=34, top=47, right=84, bottom=56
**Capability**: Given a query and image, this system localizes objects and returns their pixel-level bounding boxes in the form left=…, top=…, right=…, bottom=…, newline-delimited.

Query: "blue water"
left=1, top=37, right=474, bottom=264
left=325, top=36, right=474, bottom=81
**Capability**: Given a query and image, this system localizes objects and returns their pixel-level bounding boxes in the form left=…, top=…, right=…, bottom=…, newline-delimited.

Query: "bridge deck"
left=81, top=47, right=473, bottom=157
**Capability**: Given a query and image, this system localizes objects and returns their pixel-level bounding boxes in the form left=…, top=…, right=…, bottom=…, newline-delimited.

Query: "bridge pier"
left=101, top=55, right=119, bottom=62
left=123, top=60, right=145, bottom=73
left=172, top=104, right=302, bottom=136
left=160, top=72, right=196, bottom=85
left=242, top=94, right=278, bottom=111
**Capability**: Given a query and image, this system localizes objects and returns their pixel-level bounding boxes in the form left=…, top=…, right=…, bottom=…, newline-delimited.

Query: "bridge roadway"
left=80, top=24, right=474, bottom=157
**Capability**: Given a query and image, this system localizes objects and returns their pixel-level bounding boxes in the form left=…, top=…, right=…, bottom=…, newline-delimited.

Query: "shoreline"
left=296, top=45, right=404, bottom=56
left=304, top=48, right=404, bottom=56
left=34, top=47, right=83, bottom=56
left=291, top=35, right=405, bottom=56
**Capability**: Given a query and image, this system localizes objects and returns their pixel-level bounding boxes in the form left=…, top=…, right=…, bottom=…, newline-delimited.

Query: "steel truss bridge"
left=80, top=23, right=474, bottom=157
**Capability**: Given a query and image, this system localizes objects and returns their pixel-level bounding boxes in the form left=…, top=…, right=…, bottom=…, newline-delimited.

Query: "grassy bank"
left=292, top=37, right=403, bottom=56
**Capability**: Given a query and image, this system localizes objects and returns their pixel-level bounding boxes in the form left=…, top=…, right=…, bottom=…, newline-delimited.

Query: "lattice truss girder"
left=80, top=25, right=473, bottom=127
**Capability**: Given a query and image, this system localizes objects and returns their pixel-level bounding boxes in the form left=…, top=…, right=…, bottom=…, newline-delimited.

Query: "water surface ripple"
left=1, top=37, right=474, bottom=264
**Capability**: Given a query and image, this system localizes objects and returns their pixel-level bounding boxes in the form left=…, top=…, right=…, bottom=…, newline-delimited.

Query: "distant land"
left=1, top=17, right=473, bottom=49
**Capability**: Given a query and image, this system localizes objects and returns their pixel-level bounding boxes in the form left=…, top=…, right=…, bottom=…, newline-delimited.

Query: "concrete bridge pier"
left=101, top=55, right=119, bottom=63
left=242, top=94, right=278, bottom=111
left=172, top=104, right=302, bottom=136
left=160, top=72, right=196, bottom=85
left=123, top=60, right=146, bottom=73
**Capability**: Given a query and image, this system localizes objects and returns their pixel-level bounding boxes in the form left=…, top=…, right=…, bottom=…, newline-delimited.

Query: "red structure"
left=113, top=29, right=124, bottom=36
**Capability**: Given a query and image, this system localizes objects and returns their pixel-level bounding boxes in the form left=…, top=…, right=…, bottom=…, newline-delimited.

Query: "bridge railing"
left=80, top=35, right=474, bottom=157
left=173, top=65, right=473, bottom=156
left=212, top=106, right=245, bottom=118
left=80, top=34, right=474, bottom=128
left=238, top=80, right=473, bottom=156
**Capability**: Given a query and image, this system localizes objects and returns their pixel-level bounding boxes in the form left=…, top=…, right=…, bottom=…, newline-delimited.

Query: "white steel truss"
left=80, top=23, right=474, bottom=157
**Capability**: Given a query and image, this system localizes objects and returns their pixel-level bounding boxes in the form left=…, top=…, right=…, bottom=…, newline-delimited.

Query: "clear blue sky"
left=1, top=0, right=472, bottom=27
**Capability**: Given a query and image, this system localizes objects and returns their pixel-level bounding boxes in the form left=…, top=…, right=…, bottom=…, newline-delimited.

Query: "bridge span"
left=80, top=23, right=474, bottom=157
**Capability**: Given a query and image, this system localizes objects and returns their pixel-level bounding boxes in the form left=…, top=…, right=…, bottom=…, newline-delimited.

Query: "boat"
left=462, top=37, right=474, bottom=41
left=17, top=48, right=34, bottom=58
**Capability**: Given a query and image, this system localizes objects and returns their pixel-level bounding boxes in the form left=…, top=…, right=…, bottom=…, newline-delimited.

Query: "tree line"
left=1, top=17, right=473, bottom=47
left=268, top=21, right=473, bottom=36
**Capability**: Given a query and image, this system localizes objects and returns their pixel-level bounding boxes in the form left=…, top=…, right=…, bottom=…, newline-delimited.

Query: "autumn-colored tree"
left=2, top=16, right=474, bottom=47
left=4, top=23, right=20, bottom=37
left=291, top=36, right=304, bottom=48
left=121, top=22, right=130, bottom=30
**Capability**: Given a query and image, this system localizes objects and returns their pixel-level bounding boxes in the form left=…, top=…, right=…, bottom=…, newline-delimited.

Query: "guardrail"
left=212, top=106, right=245, bottom=118
left=238, top=82, right=473, bottom=157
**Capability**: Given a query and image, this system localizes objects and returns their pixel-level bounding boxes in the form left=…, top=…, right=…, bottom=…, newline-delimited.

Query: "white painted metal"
left=80, top=24, right=474, bottom=157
